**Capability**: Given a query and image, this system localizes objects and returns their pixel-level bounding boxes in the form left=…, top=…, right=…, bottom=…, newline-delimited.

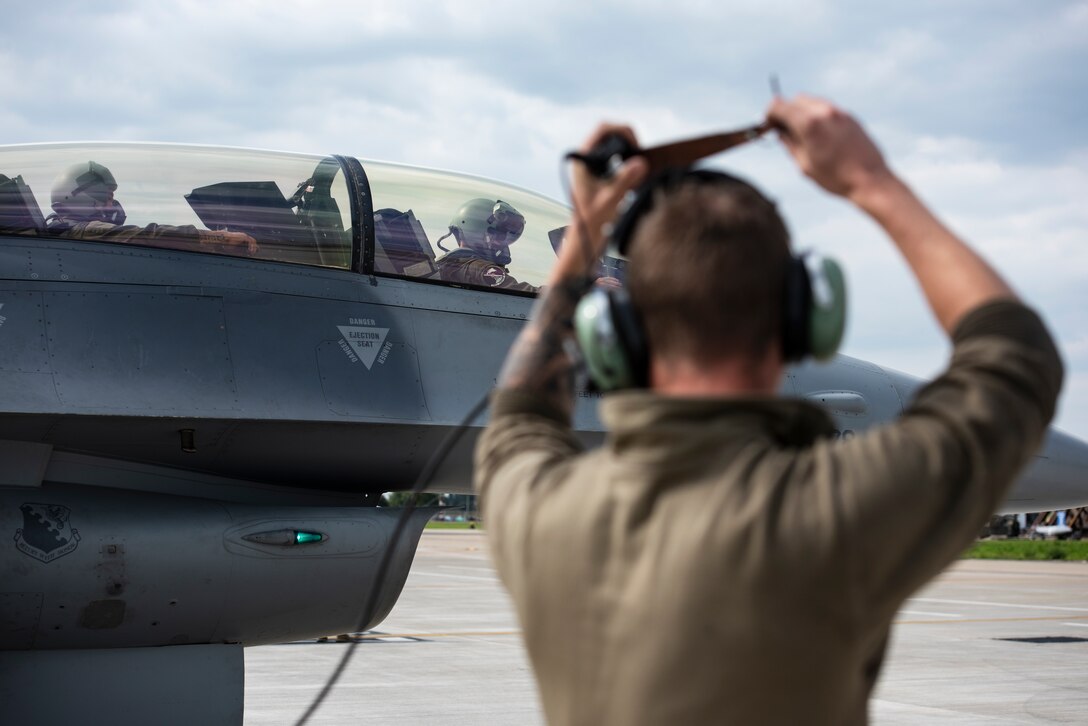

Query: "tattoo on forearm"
left=498, top=277, right=592, bottom=419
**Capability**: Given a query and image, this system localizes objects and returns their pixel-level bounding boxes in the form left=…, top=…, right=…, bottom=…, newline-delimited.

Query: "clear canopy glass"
left=0, top=143, right=353, bottom=268
left=364, top=160, right=571, bottom=292
left=1, top=142, right=584, bottom=291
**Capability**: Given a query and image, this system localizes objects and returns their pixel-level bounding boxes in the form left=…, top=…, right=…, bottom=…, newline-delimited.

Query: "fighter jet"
left=1, top=142, right=1085, bottom=725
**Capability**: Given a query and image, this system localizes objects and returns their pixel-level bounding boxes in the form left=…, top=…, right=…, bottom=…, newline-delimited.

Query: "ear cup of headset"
left=783, top=253, right=847, bottom=362
left=805, top=255, right=846, bottom=360
left=574, top=287, right=648, bottom=391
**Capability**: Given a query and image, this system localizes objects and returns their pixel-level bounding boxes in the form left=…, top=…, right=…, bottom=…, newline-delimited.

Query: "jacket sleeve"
left=63, top=221, right=206, bottom=248
left=474, top=390, right=583, bottom=588
left=819, top=300, right=1063, bottom=615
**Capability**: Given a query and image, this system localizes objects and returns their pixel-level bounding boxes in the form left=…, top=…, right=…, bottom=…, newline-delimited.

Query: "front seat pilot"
left=434, top=198, right=538, bottom=292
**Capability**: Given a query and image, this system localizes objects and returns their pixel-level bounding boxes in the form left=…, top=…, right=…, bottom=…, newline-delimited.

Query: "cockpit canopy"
left=0, top=142, right=583, bottom=292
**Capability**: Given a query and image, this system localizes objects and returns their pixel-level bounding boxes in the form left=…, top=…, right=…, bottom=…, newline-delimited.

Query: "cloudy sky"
left=3, top=0, right=1085, bottom=436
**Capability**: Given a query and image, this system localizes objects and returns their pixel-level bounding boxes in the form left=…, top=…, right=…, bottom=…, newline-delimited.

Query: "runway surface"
left=244, top=531, right=1088, bottom=725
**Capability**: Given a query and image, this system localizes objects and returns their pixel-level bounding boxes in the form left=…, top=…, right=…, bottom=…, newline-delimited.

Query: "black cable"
left=294, top=391, right=491, bottom=726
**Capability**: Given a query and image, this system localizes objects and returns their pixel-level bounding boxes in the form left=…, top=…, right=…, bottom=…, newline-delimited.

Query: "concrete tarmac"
left=244, top=531, right=1088, bottom=725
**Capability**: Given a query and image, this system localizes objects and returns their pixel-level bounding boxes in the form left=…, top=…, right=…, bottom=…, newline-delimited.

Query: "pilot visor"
left=487, top=201, right=525, bottom=244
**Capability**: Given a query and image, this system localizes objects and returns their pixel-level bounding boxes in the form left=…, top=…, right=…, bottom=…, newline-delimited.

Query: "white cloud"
left=820, top=29, right=945, bottom=97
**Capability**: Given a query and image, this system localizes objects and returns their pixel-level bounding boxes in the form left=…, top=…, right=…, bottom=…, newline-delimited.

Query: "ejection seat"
left=0, top=173, right=47, bottom=233
left=373, top=208, right=437, bottom=278
left=186, top=180, right=323, bottom=265
left=291, top=157, right=351, bottom=269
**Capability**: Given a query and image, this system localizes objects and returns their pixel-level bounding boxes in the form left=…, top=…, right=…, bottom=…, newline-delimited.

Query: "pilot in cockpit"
left=434, top=198, right=538, bottom=292
left=45, top=161, right=259, bottom=255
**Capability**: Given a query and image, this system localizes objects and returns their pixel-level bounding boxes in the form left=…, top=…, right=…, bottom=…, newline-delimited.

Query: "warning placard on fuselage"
left=337, top=319, right=390, bottom=370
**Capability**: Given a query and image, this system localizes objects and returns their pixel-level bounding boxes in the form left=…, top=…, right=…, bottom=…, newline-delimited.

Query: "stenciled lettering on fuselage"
left=336, top=317, right=394, bottom=370
left=0, top=302, right=6, bottom=328
left=14, top=502, right=82, bottom=564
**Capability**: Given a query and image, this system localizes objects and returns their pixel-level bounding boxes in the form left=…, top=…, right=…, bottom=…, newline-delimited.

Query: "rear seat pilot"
left=46, top=161, right=259, bottom=255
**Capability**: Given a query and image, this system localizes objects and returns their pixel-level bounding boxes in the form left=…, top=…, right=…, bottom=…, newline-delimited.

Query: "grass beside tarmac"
left=425, top=521, right=480, bottom=530
left=964, top=539, right=1088, bottom=561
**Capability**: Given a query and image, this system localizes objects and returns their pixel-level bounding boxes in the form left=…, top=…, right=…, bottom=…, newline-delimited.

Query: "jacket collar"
left=601, top=390, right=835, bottom=457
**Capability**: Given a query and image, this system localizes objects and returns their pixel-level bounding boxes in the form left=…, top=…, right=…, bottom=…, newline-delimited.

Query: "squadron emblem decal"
left=15, top=503, right=81, bottom=563
left=337, top=317, right=393, bottom=370
left=483, top=266, right=507, bottom=287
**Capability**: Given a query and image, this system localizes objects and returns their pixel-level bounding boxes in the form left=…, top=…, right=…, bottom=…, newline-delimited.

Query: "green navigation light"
left=294, top=531, right=324, bottom=544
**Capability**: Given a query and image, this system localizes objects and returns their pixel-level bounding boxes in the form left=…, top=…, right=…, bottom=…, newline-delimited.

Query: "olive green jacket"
left=435, top=248, right=538, bottom=292
left=52, top=220, right=205, bottom=247
left=475, top=301, right=1062, bottom=726
left=50, top=220, right=250, bottom=257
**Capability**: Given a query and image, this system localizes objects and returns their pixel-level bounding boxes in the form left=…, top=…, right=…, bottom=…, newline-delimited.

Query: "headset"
left=574, top=168, right=847, bottom=391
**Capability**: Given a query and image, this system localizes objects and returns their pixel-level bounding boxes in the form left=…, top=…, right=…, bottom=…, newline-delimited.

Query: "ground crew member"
left=474, top=95, right=1063, bottom=725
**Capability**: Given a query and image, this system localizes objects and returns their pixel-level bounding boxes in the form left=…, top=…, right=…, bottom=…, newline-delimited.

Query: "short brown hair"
left=625, top=173, right=791, bottom=367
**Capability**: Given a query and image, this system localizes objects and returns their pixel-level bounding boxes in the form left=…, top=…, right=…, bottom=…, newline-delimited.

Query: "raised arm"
left=766, top=95, right=1015, bottom=334
left=495, top=124, right=647, bottom=419
left=766, top=96, right=1064, bottom=606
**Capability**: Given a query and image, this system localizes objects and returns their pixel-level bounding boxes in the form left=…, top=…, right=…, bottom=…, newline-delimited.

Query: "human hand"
left=766, top=95, right=893, bottom=202
left=203, top=230, right=260, bottom=255
left=225, top=231, right=259, bottom=255
left=565, top=124, right=648, bottom=266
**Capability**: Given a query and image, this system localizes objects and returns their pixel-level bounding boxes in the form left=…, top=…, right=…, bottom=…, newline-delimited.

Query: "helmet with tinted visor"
left=50, top=161, right=126, bottom=224
left=486, top=200, right=524, bottom=245
left=448, top=198, right=524, bottom=264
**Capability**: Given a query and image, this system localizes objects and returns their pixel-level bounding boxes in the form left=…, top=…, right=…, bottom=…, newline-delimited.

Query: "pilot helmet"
left=448, top=198, right=525, bottom=265
left=51, top=161, right=126, bottom=224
